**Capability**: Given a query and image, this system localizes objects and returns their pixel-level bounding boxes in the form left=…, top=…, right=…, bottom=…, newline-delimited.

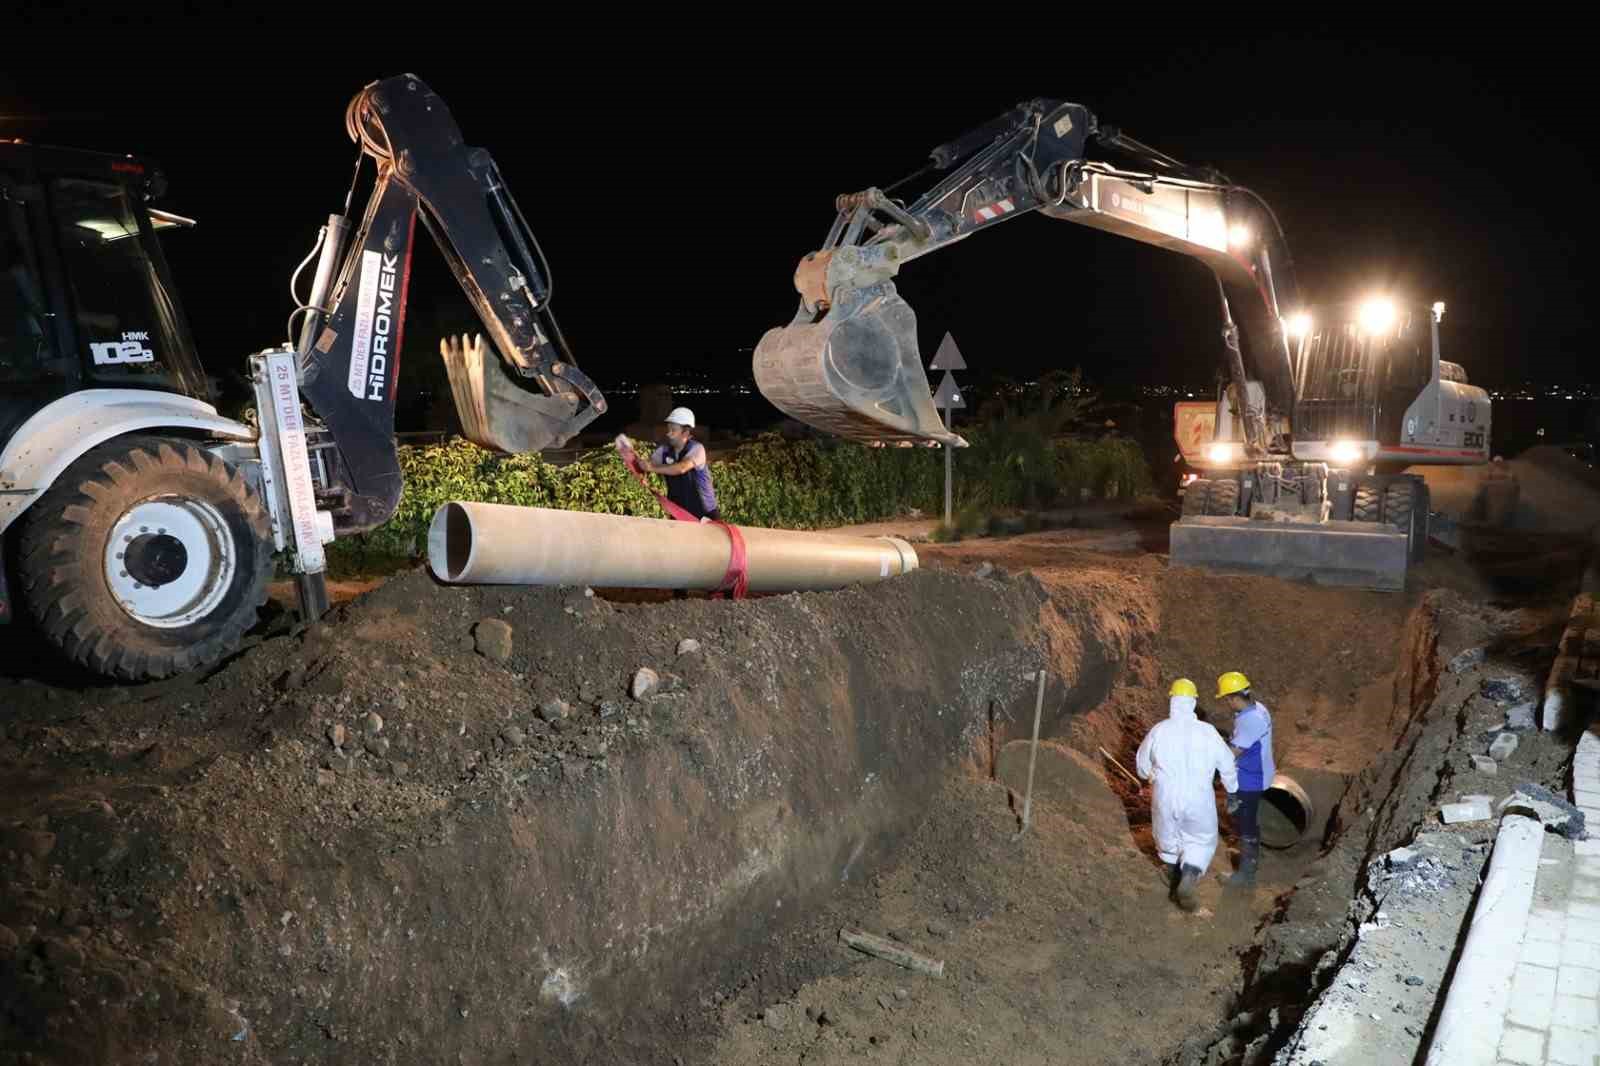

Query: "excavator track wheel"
left=1352, top=482, right=1382, bottom=523
left=1204, top=478, right=1241, bottom=517
left=16, top=435, right=274, bottom=682
left=1181, top=479, right=1212, bottom=517
left=1383, top=480, right=1427, bottom=564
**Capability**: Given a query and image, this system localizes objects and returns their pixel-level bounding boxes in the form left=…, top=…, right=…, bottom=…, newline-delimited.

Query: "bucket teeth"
left=753, top=283, right=965, bottom=447
left=440, top=333, right=588, bottom=454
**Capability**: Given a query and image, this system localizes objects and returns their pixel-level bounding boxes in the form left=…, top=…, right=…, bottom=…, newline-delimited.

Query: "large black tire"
left=16, top=435, right=274, bottom=681
left=1384, top=480, right=1427, bottom=564
left=1182, top=478, right=1212, bottom=517
left=1205, top=477, right=1241, bottom=517
left=1353, top=482, right=1382, bottom=523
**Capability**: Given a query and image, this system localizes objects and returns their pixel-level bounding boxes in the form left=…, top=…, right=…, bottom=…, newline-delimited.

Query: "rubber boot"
left=1175, top=865, right=1202, bottom=911
left=1165, top=862, right=1182, bottom=900
left=1223, top=838, right=1260, bottom=888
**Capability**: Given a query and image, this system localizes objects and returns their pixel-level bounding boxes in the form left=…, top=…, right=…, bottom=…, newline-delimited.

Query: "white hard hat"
left=664, top=407, right=695, bottom=428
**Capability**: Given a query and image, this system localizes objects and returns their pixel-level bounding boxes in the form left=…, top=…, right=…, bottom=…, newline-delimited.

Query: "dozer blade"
left=440, top=334, right=595, bottom=454
left=753, top=282, right=965, bottom=447
left=1169, top=516, right=1409, bottom=591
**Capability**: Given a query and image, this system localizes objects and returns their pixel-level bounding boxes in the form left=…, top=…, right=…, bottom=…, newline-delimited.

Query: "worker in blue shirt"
left=1216, top=671, right=1274, bottom=888
left=640, top=407, right=720, bottom=522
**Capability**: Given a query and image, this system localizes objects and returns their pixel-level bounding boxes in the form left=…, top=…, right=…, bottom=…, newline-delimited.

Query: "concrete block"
left=1386, top=846, right=1419, bottom=869
left=1496, top=1024, right=1545, bottom=1065
left=1471, top=754, right=1499, bottom=774
left=1566, top=917, right=1600, bottom=945
left=1575, top=787, right=1600, bottom=808
left=1576, top=839, right=1600, bottom=859
left=1551, top=993, right=1598, bottom=1032
left=1562, top=939, right=1600, bottom=971
left=1558, top=964, right=1600, bottom=998
left=1490, top=733, right=1520, bottom=761
left=1442, top=799, right=1493, bottom=823
left=1527, top=910, right=1567, bottom=944
left=1577, top=856, right=1600, bottom=878
left=1573, top=878, right=1600, bottom=901
left=1570, top=900, right=1600, bottom=923
left=1525, top=939, right=1564, bottom=967
left=1505, top=701, right=1539, bottom=731
left=1547, top=1025, right=1598, bottom=1066
left=1508, top=963, right=1558, bottom=1029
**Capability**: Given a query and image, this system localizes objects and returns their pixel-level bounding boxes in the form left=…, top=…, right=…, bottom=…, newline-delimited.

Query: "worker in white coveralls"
left=1135, top=678, right=1241, bottom=911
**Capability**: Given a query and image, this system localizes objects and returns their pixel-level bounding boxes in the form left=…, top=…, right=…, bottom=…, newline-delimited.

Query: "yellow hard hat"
left=1169, top=678, right=1198, bottom=698
left=1216, top=671, right=1251, bottom=699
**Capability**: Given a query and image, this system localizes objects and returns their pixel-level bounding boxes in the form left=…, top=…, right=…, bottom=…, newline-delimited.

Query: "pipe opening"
left=1259, top=774, right=1314, bottom=849
left=444, top=502, right=473, bottom=581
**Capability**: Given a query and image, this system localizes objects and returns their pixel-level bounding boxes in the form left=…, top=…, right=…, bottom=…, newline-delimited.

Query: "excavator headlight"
left=1228, top=225, right=1252, bottom=249
left=1285, top=312, right=1313, bottom=339
left=1358, top=299, right=1396, bottom=334
left=1431, top=301, right=1446, bottom=321
left=1329, top=440, right=1363, bottom=466
left=1205, top=442, right=1235, bottom=464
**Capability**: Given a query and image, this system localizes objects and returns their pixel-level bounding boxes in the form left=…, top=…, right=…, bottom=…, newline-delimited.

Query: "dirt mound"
left=0, top=563, right=1143, bottom=1065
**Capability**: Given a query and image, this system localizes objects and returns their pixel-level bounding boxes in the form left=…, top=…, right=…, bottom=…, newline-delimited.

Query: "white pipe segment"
left=427, top=502, right=919, bottom=592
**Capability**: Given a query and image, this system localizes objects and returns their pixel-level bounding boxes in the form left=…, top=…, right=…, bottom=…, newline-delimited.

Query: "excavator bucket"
left=440, top=334, right=587, bottom=454
left=753, top=283, right=965, bottom=447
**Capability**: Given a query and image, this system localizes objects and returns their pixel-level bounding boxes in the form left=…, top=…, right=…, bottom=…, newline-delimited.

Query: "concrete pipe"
left=1258, top=773, right=1316, bottom=850
left=427, top=501, right=919, bottom=592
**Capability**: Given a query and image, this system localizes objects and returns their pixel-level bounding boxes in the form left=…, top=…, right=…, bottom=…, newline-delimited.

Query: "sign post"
left=930, top=333, right=967, bottom=527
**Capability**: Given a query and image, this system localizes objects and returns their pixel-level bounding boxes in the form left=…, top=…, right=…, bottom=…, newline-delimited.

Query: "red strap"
left=617, top=438, right=747, bottom=599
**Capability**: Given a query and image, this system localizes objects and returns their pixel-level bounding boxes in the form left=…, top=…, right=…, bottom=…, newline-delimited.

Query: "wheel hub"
left=104, top=497, right=237, bottom=628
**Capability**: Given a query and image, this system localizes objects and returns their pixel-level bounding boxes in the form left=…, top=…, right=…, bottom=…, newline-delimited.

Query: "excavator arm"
left=293, top=74, right=606, bottom=534
left=754, top=99, right=1296, bottom=453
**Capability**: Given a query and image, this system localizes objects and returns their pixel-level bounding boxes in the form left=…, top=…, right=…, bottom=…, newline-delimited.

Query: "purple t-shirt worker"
left=640, top=407, right=720, bottom=522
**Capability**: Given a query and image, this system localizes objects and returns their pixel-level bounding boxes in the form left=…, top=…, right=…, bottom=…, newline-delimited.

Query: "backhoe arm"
left=754, top=99, right=1295, bottom=452
left=295, top=74, right=606, bottom=534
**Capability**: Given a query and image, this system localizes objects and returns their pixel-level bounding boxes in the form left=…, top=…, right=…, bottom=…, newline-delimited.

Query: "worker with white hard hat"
left=1215, top=670, right=1274, bottom=888
left=639, top=407, right=721, bottom=522
left=1136, top=678, right=1240, bottom=911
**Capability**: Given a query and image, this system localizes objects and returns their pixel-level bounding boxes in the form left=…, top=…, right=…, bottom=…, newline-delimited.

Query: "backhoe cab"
left=1, top=75, right=606, bottom=680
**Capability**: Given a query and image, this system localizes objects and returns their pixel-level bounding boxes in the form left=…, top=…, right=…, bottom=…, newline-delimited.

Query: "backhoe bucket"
left=1170, top=516, right=1410, bottom=591
left=440, top=334, right=586, bottom=454
left=753, top=283, right=965, bottom=446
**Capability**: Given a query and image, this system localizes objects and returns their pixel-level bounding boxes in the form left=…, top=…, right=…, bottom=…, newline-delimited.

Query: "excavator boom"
left=753, top=99, right=1295, bottom=450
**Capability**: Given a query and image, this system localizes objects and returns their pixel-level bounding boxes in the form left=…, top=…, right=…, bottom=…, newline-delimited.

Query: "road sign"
left=933, top=371, right=966, bottom=410
left=929, top=332, right=967, bottom=371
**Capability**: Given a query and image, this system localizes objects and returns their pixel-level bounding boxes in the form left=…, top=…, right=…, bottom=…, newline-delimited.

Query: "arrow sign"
left=933, top=371, right=965, bottom=410
left=929, top=332, right=967, bottom=371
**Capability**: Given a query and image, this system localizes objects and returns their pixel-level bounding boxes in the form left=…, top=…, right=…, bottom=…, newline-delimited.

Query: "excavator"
left=752, top=98, right=1491, bottom=590
left=1, top=75, right=606, bottom=681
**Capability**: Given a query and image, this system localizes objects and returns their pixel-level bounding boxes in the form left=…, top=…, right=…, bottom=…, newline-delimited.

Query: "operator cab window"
left=48, top=177, right=204, bottom=396
left=1, top=176, right=65, bottom=382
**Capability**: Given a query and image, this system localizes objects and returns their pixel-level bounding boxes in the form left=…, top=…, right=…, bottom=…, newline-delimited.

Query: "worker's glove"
left=1225, top=793, right=1241, bottom=815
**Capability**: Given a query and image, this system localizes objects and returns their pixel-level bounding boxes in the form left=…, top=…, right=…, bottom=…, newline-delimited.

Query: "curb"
left=1543, top=538, right=1600, bottom=732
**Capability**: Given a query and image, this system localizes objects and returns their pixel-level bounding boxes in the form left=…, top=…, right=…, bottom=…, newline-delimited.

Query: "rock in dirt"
left=631, top=667, right=660, bottom=701
left=1440, top=800, right=1492, bottom=824
left=1405, top=975, right=1425, bottom=987
left=316, top=768, right=337, bottom=787
left=1471, top=755, right=1499, bottom=774
left=1503, top=783, right=1587, bottom=839
left=537, top=699, right=570, bottom=723
left=926, top=920, right=951, bottom=938
left=365, top=736, right=391, bottom=758
left=877, top=992, right=894, bottom=1011
left=501, top=726, right=527, bottom=748
left=1447, top=647, right=1486, bottom=674
left=362, top=712, right=384, bottom=736
left=975, top=562, right=996, bottom=579
left=676, top=639, right=702, bottom=656
left=944, top=897, right=963, bottom=914
left=894, top=987, right=909, bottom=1002
left=762, top=1004, right=790, bottom=1031
left=0, top=924, right=17, bottom=951
left=327, top=723, right=347, bottom=749
left=1385, top=847, right=1419, bottom=869
left=1481, top=676, right=1529, bottom=702
left=1506, top=701, right=1539, bottom=731
left=474, top=619, right=514, bottom=663
left=1489, top=733, right=1519, bottom=762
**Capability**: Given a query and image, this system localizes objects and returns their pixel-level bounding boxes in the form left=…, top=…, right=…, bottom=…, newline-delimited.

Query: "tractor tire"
left=1384, top=480, right=1427, bottom=564
left=1353, top=482, right=1382, bottom=523
left=16, top=435, right=274, bottom=682
left=1205, top=477, right=1241, bottom=517
left=1182, top=479, right=1212, bottom=517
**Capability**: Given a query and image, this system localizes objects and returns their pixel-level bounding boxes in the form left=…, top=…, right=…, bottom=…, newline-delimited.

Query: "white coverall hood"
left=1135, top=694, right=1239, bottom=872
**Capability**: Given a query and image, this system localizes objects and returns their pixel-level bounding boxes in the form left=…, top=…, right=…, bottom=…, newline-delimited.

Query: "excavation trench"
left=0, top=564, right=1146, bottom=1065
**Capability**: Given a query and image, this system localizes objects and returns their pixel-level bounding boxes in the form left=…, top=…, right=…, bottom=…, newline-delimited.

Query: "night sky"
left=4, top=25, right=1593, bottom=431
